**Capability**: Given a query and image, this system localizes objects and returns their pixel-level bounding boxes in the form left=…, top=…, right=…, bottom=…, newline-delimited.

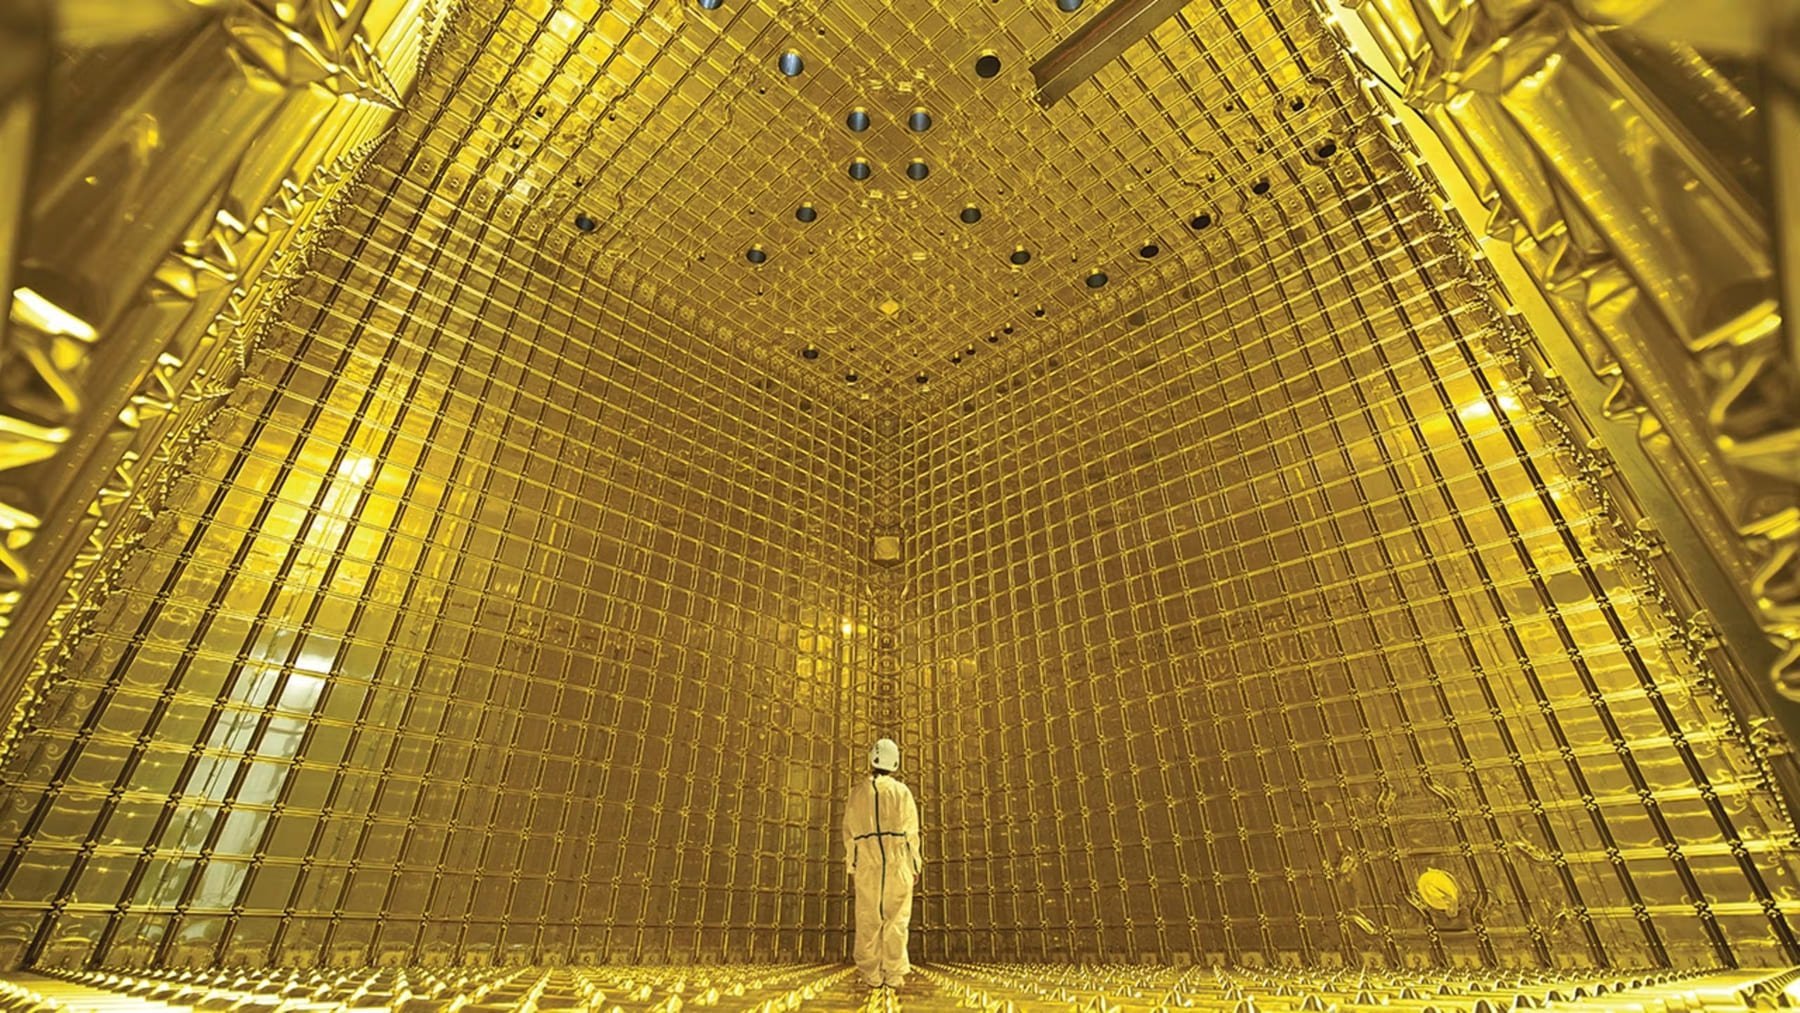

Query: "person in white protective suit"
left=841, top=738, right=922, bottom=989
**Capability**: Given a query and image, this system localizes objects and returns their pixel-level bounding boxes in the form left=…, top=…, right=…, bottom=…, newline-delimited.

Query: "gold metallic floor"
left=2, top=964, right=1796, bottom=1013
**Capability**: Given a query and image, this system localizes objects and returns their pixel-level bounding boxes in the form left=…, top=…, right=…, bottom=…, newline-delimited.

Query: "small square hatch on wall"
left=872, top=534, right=902, bottom=564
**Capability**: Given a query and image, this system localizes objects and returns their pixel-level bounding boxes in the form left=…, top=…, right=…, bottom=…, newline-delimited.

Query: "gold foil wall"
left=2, top=0, right=1799, bottom=978
left=907, top=137, right=1800, bottom=967
left=0, top=0, right=447, bottom=763
left=0, top=107, right=875, bottom=964
left=1335, top=0, right=1800, bottom=706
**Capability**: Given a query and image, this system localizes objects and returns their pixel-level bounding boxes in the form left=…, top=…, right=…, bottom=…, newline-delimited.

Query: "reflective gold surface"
left=1333, top=0, right=1800, bottom=701
left=906, top=141, right=1800, bottom=967
left=5, top=963, right=1800, bottom=1012
left=0, top=0, right=1797, bottom=980
left=0, top=0, right=446, bottom=754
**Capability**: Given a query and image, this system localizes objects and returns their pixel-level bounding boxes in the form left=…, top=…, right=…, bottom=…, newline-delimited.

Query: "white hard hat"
left=869, top=738, right=900, bottom=772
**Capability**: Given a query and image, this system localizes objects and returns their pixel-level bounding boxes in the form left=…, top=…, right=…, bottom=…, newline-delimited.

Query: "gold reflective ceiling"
left=427, top=0, right=1354, bottom=400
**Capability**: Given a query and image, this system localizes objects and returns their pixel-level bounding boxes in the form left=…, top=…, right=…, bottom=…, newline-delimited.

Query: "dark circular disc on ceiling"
left=1009, top=248, right=1031, bottom=265
left=1189, top=212, right=1213, bottom=230
left=796, top=203, right=818, bottom=222
left=1138, top=243, right=1160, bottom=259
left=975, top=52, right=1002, bottom=77
left=802, top=345, right=819, bottom=359
left=1251, top=179, right=1271, bottom=195
left=959, top=205, right=982, bottom=224
left=778, top=50, right=805, bottom=76
left=849, top=159, right=872, bottom=180
left=916, top=373, right=930, bottom=384
left=1085, top=270, right=1109, bottom=288
left=906, top=159, right=930, bottom=181
left=747, top=246, right=768, bottom=263
left=698, top=0, right=723, bottom=8
left=846, top=108, right=871, bottom=132
left=1057, top=0, right=1083, bottom=10
left=908, top=108, right=933, bottom=133
left=845, top=372, right=859, bottom=382
left=574, top=213, right=597, bottom=233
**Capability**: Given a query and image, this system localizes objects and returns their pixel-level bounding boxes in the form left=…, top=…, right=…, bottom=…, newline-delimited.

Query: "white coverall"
left=841, top=773, right=922, bottom=987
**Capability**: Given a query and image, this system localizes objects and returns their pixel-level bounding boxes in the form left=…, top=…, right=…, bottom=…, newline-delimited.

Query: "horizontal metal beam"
left=1030, top=0, right=1189, bottom=107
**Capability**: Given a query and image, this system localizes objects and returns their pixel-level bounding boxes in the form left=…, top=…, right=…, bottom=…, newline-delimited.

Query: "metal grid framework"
left=0, top=129, right=876, bottom=967
left=0, top=0, right=1795, bottom=982
left=0, top=0, right=443, bottom=755
left=904, top=134, right=1800, bottom=968
left=1338, top=0, right=1800, bottom=755
left=432, top=0, right=1361, bottom=402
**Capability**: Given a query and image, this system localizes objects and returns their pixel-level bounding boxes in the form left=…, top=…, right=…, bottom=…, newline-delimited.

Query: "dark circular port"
left=1085, top=271, right=1108, bottom=288
left=975, top=53, right=1002, bottom=77
left=917, top=374, right=930, bottom=384
left=1057, top=0, right=1083, bottom=10
left=1315, top=139, right=1337, bottom=158
left=778, top=51, right=805, bottom=76
left=1032, top=306, right=1045, bottom=318
left=574, top=214, right=597, bottom=233
left=1290, top=97, right=1306, bottom=111
left=698, top=0, right=723, bottom=8
left=986, top=332, right=1001, bottom=343
left=1189, top=213, right=1213, bottom=230
left=906, top=160, right=930, bottom=181
left=849, top=159, right=872, bottom=180
left=845, top=372, right=858, bottom=382
left=1009, top=248, right=1031, bottom=265
left=1138, top=243, right=1160, bottom=259
left=802, top=346, right=819, bottom=359
left=908, top=109, right=933, bottom=133
left=846, top=108, right=871, bottom=132
left=747, top=246, right=768, bottom=263
left=960, top=205, right=982, bottom=224
left=796, top=203, right=818, bottom=222
left=1251, top=179, right=1271, bottom=195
